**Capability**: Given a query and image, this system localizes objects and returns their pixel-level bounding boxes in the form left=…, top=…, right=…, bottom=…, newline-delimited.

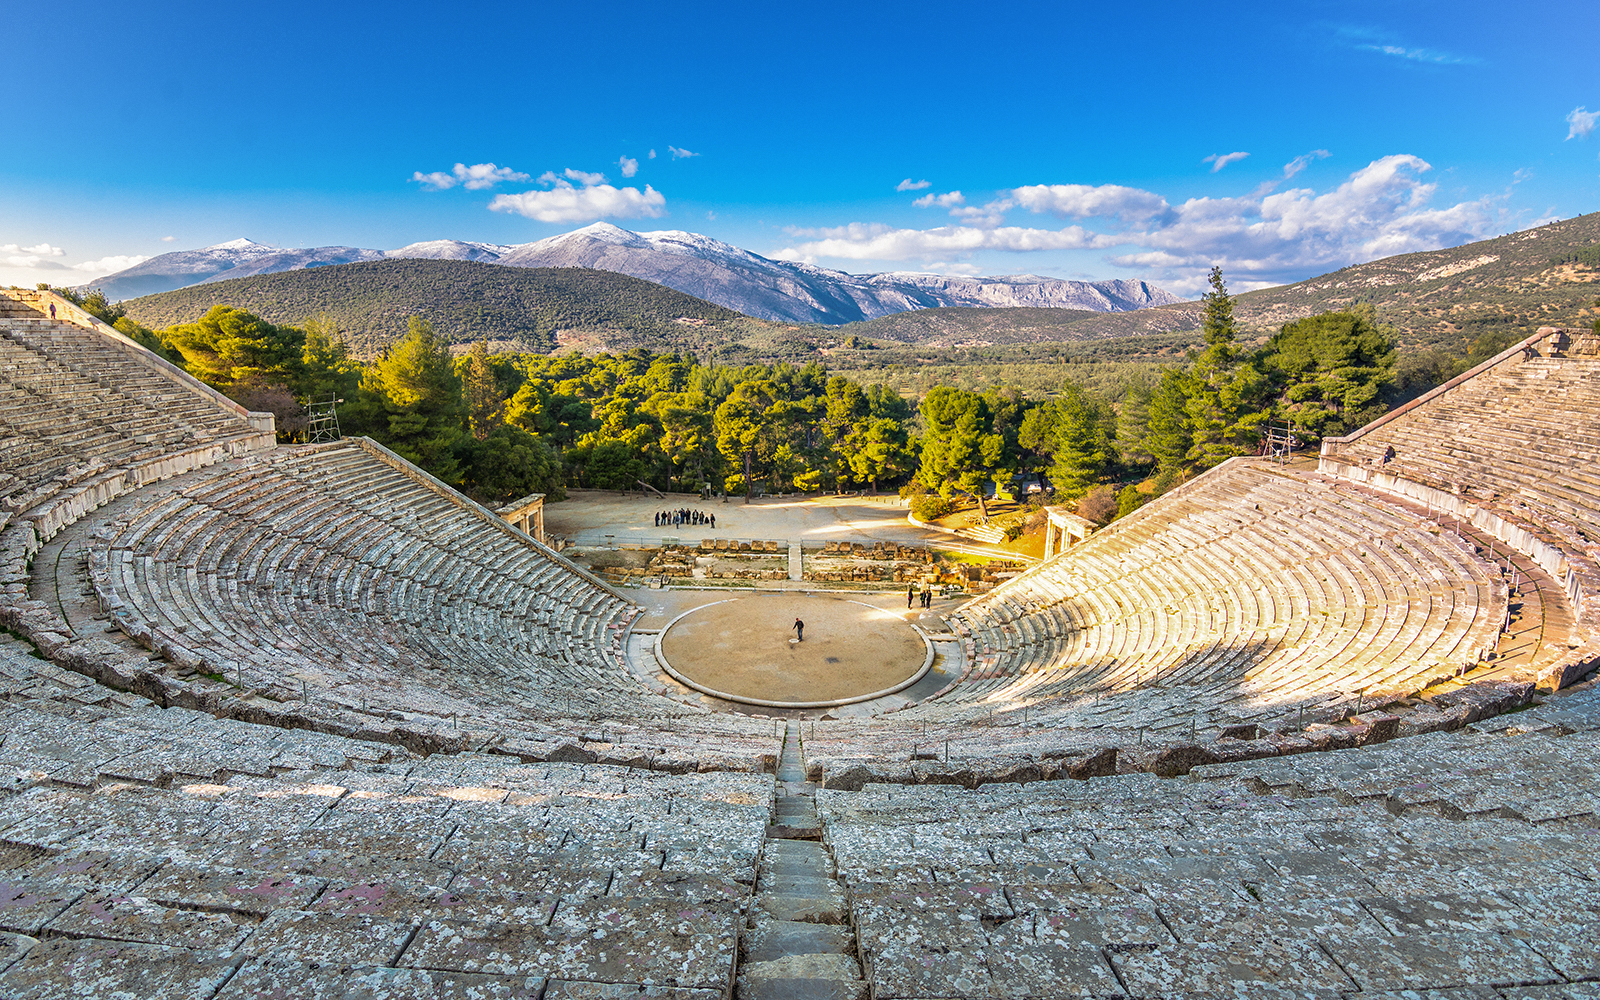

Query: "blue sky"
left=3, top=0, right=1596, bottom=297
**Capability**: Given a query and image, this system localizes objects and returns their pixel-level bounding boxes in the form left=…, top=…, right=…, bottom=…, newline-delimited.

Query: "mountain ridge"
left=87, top=222, right=1180, bottom=324
left=828, top=213, right=1600, bottom=352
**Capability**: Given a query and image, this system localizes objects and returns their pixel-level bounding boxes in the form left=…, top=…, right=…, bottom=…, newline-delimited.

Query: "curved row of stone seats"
left=928, top=460, right=1504, bottom=726
left=85, top=439, right=681, bottom=727
left=814, top=689, right=1600, bottom=997
left=0, top=714, right=773, bottom=998
left=0, top=290, right=271, bottom=518
left=1196, top=684, right=1600, bottom=825
left=1320, top=326, right=1600, bottom=677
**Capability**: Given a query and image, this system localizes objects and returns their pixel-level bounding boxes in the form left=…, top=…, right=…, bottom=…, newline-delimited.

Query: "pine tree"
left=1201, top=265, right=1237, bottom=361
left=464, top=339, right=505, bottom=441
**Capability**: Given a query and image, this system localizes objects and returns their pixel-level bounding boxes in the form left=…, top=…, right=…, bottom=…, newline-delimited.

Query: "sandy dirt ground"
left=545, top=490, right=1003, bottom=551
left=657, top=593, right=927, bottom=704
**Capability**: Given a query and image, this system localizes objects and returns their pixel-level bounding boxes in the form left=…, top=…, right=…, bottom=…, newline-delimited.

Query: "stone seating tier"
left=813, top=682, right=1600, bottom=998
left=86, top=442, right=685, bottom=728
left=926, top=461, right=1501, bottom=724
left=1321, top=336, right=1600, bottom=657
left=0, top=682, right=775, bottom=997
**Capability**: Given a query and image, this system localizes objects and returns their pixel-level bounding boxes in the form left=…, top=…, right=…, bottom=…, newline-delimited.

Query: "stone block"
left=1354, top=713, right=1401, bottom=745
left=984, top=929, right=1122, bottom=998
left=1147, top=744, right=1220, bottom=778
left=547, top=982, right=720, bottom=1000
left=0, top=880, right=81, bottom=935
left=138, top=865, right=327, bottom=916
left=1431, top=680, right=1536, bottom=724
left=1064, top=748, right=1117, bottom=780
left=0, top=937, right=241, bottom=999
left=1107, top=935, right=1353, bottom=995
left=47, top=892, right=256, bottom=951
left=1321, top=929, right=1556, bottom=992
left=861, top=943, right=990, bottom=999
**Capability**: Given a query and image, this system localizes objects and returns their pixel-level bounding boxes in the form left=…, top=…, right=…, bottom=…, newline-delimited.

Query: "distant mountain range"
left=89, top=223, right=1181, bottom=324
left=834, top=212, right=1600, bottom=352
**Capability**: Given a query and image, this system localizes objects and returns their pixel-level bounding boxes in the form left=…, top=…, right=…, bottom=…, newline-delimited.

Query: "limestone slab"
left=48, top=891, right=258, bottom=951
left=217, top=958, right=545, bottom=999
left=246, top=908, right=417, bottom=967
left=1321, top=930, right=1559, bottom=991
left=0, top=937, right=240, bottom=999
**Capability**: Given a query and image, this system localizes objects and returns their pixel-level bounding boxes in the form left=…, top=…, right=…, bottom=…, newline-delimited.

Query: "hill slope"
left=92, top=223, right=1181, bottom=325
left=119, top=259, right=747, bottom=355
left=840, top=213, right=1600, bottom=351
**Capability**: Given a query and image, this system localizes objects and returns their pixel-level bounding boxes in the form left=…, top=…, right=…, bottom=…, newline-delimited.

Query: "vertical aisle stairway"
left=738, top=722, right=867, bottom=1000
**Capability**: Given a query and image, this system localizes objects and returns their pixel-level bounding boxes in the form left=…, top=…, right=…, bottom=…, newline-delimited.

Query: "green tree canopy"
left=1256, top=307, right=1397, bottom=440
left=164, top=305, right=305, bottom=389
left=917, top=387, right=1004, bottom=499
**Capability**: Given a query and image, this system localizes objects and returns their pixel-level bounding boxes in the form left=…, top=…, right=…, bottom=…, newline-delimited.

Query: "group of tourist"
left=907, top=584, right=935, bottom=609
left=656, top=508, right=715, bottom=529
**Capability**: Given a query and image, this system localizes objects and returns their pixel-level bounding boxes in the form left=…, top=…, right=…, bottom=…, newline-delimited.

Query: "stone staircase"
left=739, top=721, right=867, bottom=1000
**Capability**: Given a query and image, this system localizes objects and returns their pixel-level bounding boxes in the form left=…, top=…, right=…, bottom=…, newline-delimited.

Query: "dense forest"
left=52, top=270, right=1592, bottom=529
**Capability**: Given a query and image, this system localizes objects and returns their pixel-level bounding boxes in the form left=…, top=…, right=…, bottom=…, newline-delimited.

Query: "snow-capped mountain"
left=93, top=224, right=1181, bottom=323
left=92, top=239, right=388, bottom=299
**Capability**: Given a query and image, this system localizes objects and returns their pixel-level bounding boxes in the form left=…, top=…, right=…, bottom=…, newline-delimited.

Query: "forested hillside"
left=119, top=260, right=748, bottom=356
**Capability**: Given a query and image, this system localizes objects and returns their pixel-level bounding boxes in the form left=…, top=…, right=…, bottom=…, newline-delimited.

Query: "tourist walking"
left=906, top=585, right=914, bottom=609
left=793, top=618, right=804, bottom=642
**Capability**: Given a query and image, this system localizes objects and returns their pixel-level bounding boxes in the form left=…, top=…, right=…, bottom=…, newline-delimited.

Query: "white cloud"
left=1117, top=154, right=1496, bottom=278
left=775, top=154, right=1501, bottom=292
left=1357, top=42, right=1477, bottom=65
left=1282, top=149, right=1332, bottom=179
left=911, top=190, right=1012, bottom=227
left=896, top=178, right=932, bottom=192
left=1011, top=183, right=1170, bottom=222
left=0, top=243, right=64, bottom=256
left=489, top=174, right=667, bottom=224
left=1204, top=151, right=1250, bottom=172
left=74, top=255, right=149, bottom=276
left=669, top=145, right=698, bottom=159
left=1567, top=106, right=1599, bottom=140
left=560, top=168, right=607, bottom=186
left=775, top=223, right=1119, bottom=263
left=410, top=162, right=531, bottom=191
left=648, top=149, right=657, bottom=159
left=161, top=235, right=177, bottom=242
left=707, top=210, right=717, bottom=221
left=912, top=261, right=985, bottom=276
left=619, top=156, right=639, bottom=178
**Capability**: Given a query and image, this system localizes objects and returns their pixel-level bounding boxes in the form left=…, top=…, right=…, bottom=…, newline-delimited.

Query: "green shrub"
left=911, top=494, right=955, bottom=521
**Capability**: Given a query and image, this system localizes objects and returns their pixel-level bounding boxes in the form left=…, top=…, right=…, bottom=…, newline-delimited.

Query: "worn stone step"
left=735, top=977, right=870, bottom=1000
left=739, top=953, right=860, bottom=982
left=743, top=920, right=855, bottom=964
left=761, top=851, right=833, bottom=879
left=752, top=883, right=851, bottom=921
left=763, top=841, right=830, bottom=864
left=758, top=873, right=843, bottom=896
